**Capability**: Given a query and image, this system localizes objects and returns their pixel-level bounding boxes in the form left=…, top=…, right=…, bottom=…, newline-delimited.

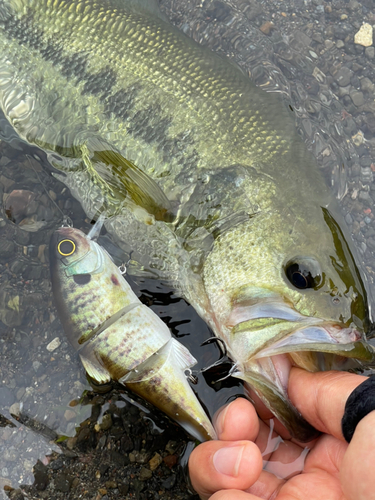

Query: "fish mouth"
left=227, top=301, right=375, bottom=442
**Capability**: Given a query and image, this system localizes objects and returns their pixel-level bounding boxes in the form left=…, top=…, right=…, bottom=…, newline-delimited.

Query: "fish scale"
left=1, top=0, right=375, bottom=441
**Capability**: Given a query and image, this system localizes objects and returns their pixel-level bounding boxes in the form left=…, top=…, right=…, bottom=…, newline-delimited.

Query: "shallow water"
left=0, top=0, right=375, bottom=497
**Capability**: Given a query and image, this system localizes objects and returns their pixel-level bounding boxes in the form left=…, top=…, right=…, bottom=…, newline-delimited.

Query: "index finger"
left=288, top=367, right=367, bottom=440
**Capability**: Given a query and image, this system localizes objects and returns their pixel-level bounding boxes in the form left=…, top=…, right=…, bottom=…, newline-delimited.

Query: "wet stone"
left=105, top=480, right=117, bottom=489
left=99, top=463, right=110, bottom=476
left=335, top=67, right=354, bottom=87
left=118, top=483, right=129, bottom=495
left=139, top=467, right=152, bottom=481
left=354, top=23, right=373, bottom=47
left=365, top=47, right=375, bottom=59
left=165, top=440, right=178, bottom=455
left=33, top=461, right=49, bottom=491
left=361, top=77, right=374, bottom=94
left=0, top=156, right=11, bottom=167
left=54, top=473, right=71, bottom=492
left=121, top=434, right=133, bottom=452
left=0, top=239, right=15, bottom=259
left=359, top=191, right=373, bottom=204
left=77, top=426, right=91, bottom=443
left=293, top=30, right=311, bottom=47
left=149, top=452, right=162, bottom=471
left=163, top=454, right=178, bottom=469
left=0, top=387, right=15, bottom=407
left=162, top=474, right=176, bottom=490
left=350, top=91, right=365, bottom=107
left=9, top=402, right=21, bottom=417
left=99, top=413, right=112, bottom=431
left=367, top=238, right=375, bottom=250
left=110, top=450, right=129, bottom=467
left=32, top=361, right=42, bottom=374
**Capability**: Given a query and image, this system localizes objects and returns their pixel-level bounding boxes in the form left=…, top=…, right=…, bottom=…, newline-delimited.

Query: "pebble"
left=105, top=480, right=117, bottom=489
left=360, top=77, right=374, bottom=93
left=129, top=451, right=149, bottom=464
left=350, top=91, right=365, bottom=107
left=162, top=474, right=176, bottom=490
left=0, top=239, right=15, bottom=259
left=359, top=191, right=373, bottom=204
left=163, top=455, right=178, bottom=469
left=352, top=130, right=365, bottom=146
left=259, top=21, right=274, bottom=35
left=54, top=473, right=71, bottom=492
left=32, top=360, right=42, bottom=373
left=9, top=402, right=20, bottom=417
left=0, top=387, right=15, bottom=407
left=165, top=440, right=178, bottom=454
left=365, top=47, right=375, bottom=59
left=99, top=413, right=112, bottom=431
left=367, top=238, right=375, bottom=250
left=33, top=462, right=49, bottom=491
left=64, top=409, right=77, bottom=421
left=0, top=156, right=11, bottom=166
left=148, top=453, right=162, bottom=471
left=345, top=213, right=353, bottom=225
left=138, top=467, right=152, bottom=481
left=360, top=167, right=373, bottom=183
left=354, top=23, right=373, bottom=47
left=46, top=337, right=61, bottom=352
left=334, top=67, right=353, bottom=87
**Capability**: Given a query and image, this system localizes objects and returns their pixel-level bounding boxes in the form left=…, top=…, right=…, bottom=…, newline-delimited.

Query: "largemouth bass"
left=0, top=0, right=374, bottom=441
left=49, top=220, right=216, bottom=442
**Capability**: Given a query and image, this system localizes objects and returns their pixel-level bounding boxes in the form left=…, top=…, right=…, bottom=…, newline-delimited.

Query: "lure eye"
left=58, top=239, right=76, bottom=256
left=284, top=258, right=322, bottom=290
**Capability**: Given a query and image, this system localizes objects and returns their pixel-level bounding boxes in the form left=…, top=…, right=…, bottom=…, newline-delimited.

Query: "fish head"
left=49, top=226, right=133, bottom=347
left=202, top=194, right=374, bottom=441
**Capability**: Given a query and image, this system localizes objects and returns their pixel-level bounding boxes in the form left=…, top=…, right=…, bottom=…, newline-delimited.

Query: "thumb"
left=189, top=440, right=263, bottom=500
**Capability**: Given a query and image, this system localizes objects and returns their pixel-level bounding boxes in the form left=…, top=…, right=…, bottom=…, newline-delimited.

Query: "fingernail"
left=214, top=401, right=233, bottom=436
left=213, top=445, right=245, bottom=477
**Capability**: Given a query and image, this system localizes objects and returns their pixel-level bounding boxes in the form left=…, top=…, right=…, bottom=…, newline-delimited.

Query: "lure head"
left=49, top=224, right=137, bottom=348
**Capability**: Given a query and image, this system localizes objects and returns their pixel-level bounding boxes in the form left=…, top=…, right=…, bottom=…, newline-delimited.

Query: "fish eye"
left=58, top=239, right=76, bottom=256
left=284, top=257, right=322, bottom=290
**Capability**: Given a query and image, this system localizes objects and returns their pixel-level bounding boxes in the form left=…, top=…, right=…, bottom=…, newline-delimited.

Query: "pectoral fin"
left=85, top=137, right=174, bottom=222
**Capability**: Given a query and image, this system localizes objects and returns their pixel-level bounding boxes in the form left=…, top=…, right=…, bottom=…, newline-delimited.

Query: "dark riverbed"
left=0, top=0, right=375, bottom=499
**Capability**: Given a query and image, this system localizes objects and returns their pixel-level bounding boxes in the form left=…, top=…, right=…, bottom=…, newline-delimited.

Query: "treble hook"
left=213, top=362, right=239, bottom=383
left=199, top=336, right=229, bottom=373
left=118, top=251, right=133, bottom=276
left=200, top=336, right=228, bottom=356
left=184, top=368, right=198, bottom=385
left=61, top=215, right=73, bottom=228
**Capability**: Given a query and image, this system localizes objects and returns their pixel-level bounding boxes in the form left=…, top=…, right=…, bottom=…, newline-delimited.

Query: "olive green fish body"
left=50, top=225, right=216, bottom=442
left=2, top=0, right=375, bottom=441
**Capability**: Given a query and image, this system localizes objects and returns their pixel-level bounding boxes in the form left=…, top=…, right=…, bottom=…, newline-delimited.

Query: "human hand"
left=189, top=367, right=375, bottom=500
